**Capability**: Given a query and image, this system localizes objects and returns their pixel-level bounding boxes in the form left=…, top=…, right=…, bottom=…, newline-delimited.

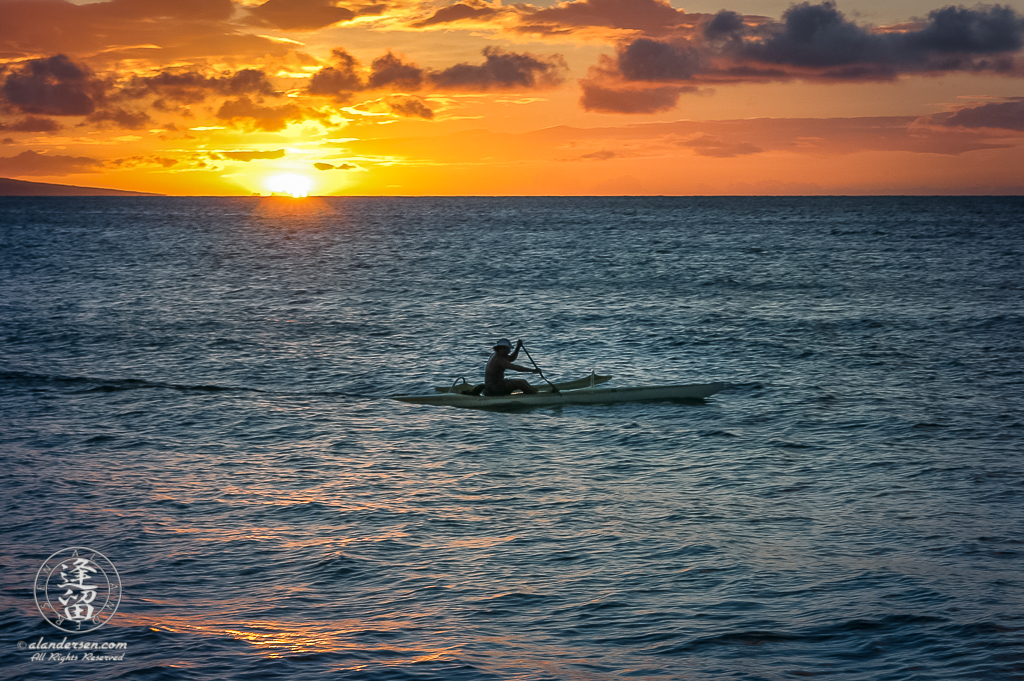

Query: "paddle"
left=519, top=341, right=559, bottom=393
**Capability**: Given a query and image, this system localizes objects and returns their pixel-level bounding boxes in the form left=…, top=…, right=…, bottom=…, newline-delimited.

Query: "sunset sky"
left=1, top=0, right=1023, bottom=195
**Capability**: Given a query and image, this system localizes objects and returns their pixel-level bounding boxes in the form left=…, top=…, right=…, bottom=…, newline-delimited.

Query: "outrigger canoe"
left=434, top=374, right=612, bottom=394
left=394, top=375, right=724, bottom=410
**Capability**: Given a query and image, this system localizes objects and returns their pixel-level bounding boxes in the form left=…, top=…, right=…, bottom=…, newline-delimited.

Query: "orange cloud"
left=245, top=0, right=356, bottom=30
left=410, top=2, right=499, bottom=29
left=215, top=96, right=306, bottom=131
left=514, top=0, right=692, bottom=38
left=0, top=116, right=62, bottom=133
left=0, top=0, right=294, bottom=65
left=0, top=149, right=101, bottom=175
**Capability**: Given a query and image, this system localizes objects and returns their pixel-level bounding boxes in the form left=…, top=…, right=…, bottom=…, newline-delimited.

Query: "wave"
left=0, top=369, right=263, bottom=394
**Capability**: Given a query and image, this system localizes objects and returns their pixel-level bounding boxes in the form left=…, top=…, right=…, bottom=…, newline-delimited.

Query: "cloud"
left=905, top=4, right=1023, bottom=53
left=215, top=96, right=305, bottom=131
left=386, top=96, right=434, bottom=119
left=702, top=10, right=745, bottom=39
left=308, top=49, right=364, bottom=101
left=580, top=2, right=1024, bottom=113
left=430, top=47, right=567, bottom=90
left=108, top=154, right=180, bottom=168
left=732, top=2, right=1024, bottom=77
left=102, top=0, right=234, bottom=22
left=120, top=68, right=277, bottom=104
left=86, top=108, right=152, bottom=129
left=244, top=0, right=355, bottom=30
left=617, top=38, right=702, bottom=80
left=1, top=55, right=107, bottom=116
left=0, top=149, right=102, bottom=175
left=579, top=80, right=695, bottom=113
left=368, top=52, right=425, bottom=90
left=349, top=95, right=436, bottom=119
left=924, top=97, right=1024, bottom=131
left=314, top=161, right=357, bottom=170
left=216, top=149, right=287, bottom=161
left=308, top=46, right=568, bottom=98
left=411, top=3, right=499, bottom=28
left=0, top=0, right=287, bottom=65
left=0, top=116, right=62, bottom=133
left=514, top=0, right=690, bottom=38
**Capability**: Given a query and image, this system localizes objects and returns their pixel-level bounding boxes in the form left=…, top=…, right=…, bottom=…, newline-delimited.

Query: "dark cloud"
left=0, top=116, right=62, bottom=133
left=314, top=162, right=357, bottom=170
left=1, top=55, right=107, bottom=116
left=744, top=1, right=886, bottom=69
left=0, top=149, right=102, bottom=175
left=109, top=154, right=180, bottom=168
left=120, top=68, right=277, bottom=104
left=309, top=46, right=566, bottom=95
left=386, top=96, right=434, bottom=119
left=246, top=0, right=356, bottom=30
left=368, top=52, right=425, bottom=90
left=411, top=3, right=498, bottom=28
left=86, top=108, right=152, bottom=129
left=618, top=38, right=702, bottom=81
left=583, top=2, right=1024, bottom=113
left=738, top=2, right=1024, bottom=76
left=215, top=96, right=304, bottom=131
left=217, top=149, right=287, bottom=161
left=905, top=4, right=1023, bottom=53
left=703, top=10, right=745, bottom=39
left=430, top=47, right=567, bottom=90
left=579, top=81, right=693, bottom=113
left=926, top=98, right=1024, bottom=131
left=308, top=49, right=364, bottom=101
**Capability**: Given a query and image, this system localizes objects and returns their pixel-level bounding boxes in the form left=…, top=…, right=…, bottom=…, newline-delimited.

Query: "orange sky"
left=1, top=0, right=1022, bottom=195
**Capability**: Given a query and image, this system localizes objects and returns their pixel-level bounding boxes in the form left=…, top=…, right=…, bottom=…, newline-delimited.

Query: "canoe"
left=394, top=382, right=724, bottom=410
left=435, top=374, right=612, bottom=394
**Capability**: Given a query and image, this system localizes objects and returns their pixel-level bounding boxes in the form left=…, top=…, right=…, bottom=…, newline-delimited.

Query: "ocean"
left=1, top=196, right=1022, bottom=680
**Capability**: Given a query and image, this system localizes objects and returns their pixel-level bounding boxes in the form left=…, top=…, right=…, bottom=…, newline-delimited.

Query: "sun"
left=267, top=174, right=312, bottom=198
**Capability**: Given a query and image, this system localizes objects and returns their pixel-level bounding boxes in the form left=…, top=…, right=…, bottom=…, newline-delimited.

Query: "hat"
left=493, top=338, right=513, bottom=350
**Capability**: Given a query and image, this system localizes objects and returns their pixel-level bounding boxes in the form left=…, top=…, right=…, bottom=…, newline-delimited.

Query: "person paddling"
left=481, top=338, right=539, bottom=395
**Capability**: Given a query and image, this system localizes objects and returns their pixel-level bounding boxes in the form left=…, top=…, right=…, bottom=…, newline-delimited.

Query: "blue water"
left=1, top=196, right=1022, bottom=680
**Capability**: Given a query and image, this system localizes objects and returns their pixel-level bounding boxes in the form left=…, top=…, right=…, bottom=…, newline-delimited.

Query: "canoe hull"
left=394, top=382, right=724, bottom=410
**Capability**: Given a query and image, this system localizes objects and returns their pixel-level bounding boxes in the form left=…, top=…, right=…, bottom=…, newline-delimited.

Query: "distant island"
left=0, top=177, right=162, bottom=196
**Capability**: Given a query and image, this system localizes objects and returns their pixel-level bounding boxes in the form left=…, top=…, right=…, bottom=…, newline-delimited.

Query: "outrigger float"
left=392, top=373, right=724, bottom=410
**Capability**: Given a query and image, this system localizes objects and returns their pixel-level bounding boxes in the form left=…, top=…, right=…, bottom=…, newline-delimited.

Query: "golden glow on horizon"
left=266, top=175, right=312, bottom=198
